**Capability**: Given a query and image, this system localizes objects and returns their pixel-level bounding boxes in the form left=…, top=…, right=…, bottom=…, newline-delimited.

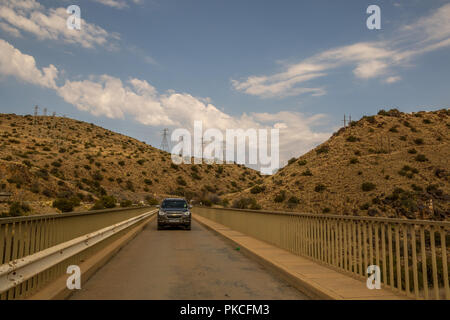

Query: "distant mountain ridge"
left=0, top=113, right=260, bottom=215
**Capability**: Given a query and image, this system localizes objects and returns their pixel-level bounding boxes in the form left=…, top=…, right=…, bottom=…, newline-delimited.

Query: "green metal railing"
left=0, top=206, right=153, bottom=300
left=194, top=207, right=450, bottom=300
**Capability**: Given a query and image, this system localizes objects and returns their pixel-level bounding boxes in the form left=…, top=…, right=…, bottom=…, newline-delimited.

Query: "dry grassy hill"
left=0, top=113, right=260, bottom=216
left=230, top=109, right=449, bottom=221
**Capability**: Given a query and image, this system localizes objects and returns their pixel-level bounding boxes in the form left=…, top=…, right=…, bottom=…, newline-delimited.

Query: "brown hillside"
left=231, top=109, right=449, bottom=221
left=0, top=114, right=259, bottom=216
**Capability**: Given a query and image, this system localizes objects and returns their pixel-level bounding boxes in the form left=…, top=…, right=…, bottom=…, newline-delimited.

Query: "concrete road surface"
left=70, top=219, right=308, bottom=300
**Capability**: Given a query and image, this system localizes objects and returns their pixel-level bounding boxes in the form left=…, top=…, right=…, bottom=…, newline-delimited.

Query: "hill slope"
left=231, top=109, right=449, bottom=220
left=0, top=114, right=260, bottom=215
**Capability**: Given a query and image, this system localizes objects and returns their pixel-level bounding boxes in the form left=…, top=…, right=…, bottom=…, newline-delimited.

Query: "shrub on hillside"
left=145, top=196, right=159, bottom=205
left=316, top=145, right=330, bottom=154
left=346, top=135, right=360, bottom=142
left=9, top=202, right=31, bottom=217
left=378, top=108, right=401, bottom=117
left=232, top=197, right=261, bottom=210
left=274, top=190, right=286, bottom=203
left=92, top=170, right=104, bottom=181
left=191, top=172, right=202, bottom=180
left=314, top=184, right=326, bottom=192
left=120, top=200, right=133, bottom=207
left=250, top=185, right=266, bottom=194
left=362, top=182, right=376, bottom=192
left=91, top=195, right=117, bottom=210
left=287, top=196, right=300, bottom=205
left=176, top=176, right=187, bottom=186
left=125, top=180, right=135, bottom=192
left=415, top=154, right=428, bottom=162
left=52, top=197, right=80, bottom=213
left=389, top=126, right=399, bottom=133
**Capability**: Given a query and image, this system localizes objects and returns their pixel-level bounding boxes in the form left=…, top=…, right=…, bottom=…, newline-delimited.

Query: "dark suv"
left=157, top=198, right=191, bottom=230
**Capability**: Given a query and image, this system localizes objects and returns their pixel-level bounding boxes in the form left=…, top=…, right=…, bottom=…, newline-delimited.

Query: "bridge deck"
left=194, top=214, right=408, bottom=300
left=69, top=219, right=308, bottom=300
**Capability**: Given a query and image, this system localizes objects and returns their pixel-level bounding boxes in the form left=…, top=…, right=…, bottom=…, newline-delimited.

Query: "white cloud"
left=0, top=21, right=22, bottom=37
left=0, top=37, right=330, bottom=165
left=232, top=4, right=450, bottom=98
left=0, top=0, right=119, bottom=48
left=384, top=76, right=402, bottom=84
left=0, top=38, right=58, bottom=89
left=92, top=0, right=144, bottom=9
left=56, top=74, right=331, bottom=165
left=92, top=0, right=128, bottom=9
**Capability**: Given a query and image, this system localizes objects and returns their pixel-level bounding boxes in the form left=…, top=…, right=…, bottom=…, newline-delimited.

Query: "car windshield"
left=161, top=200, right=187, bottom=209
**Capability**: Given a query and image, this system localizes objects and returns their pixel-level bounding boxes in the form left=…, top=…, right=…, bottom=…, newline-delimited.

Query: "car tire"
left=185, top=224, right=191, bottom=230
left=157, top=224, right=163, bottom=230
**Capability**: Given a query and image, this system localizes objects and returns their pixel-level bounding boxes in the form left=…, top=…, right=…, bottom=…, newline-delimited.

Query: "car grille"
left=166, top=213, right=183, bottom=219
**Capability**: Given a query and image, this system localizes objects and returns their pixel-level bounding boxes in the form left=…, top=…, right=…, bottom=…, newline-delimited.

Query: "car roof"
left=162, top=198, right=186, bottom=201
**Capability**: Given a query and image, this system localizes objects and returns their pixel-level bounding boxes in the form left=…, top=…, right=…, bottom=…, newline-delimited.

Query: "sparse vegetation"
left=250, top=185, right=265, bottom=194
left=9, top=202, right=31, bottom=217
left=52, top=197, right=80, bottom=213
left=362, top=182, right=376, bottom=192
left=415, top=154, right=428, bottom=162
left=91, top=195, right=117, bottom=210
left=316, top=145, right=330, bottom=154
left=314, top=184, right=326, bottom=192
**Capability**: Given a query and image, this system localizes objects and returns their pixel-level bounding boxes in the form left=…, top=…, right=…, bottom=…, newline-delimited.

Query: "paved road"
left=70, top=218, right=308, bottom=300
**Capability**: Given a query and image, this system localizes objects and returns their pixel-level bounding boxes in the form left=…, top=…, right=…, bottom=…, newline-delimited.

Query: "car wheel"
left=185, top=224, right=191, bottom=230
left=157, top=224, right=163, bottom=230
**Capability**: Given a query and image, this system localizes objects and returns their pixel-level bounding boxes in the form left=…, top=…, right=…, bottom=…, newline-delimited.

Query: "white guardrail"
left=0, top=209, right=157, bottom=294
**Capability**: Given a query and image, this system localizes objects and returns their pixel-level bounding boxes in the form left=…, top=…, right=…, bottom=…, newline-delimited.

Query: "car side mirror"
left=189, top=205, right=193, bottom=209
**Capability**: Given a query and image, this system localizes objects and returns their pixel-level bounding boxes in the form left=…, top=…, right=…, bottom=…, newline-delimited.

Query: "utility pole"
left=160, top=128, right=170, bottom=152
left=342, top=115, right=346, bottom=128
left=34, top=105, right=38, bottom=124
left=201, top=137, right=212, bottom=161
left=222, top=140, right=227, bottom=164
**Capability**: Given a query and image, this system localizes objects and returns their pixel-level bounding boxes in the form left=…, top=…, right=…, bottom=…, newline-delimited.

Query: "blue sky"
left=0, top=0, right=449, bottom=165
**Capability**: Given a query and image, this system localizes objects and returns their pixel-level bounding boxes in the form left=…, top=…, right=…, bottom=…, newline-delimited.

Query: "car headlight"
left=184, top=211, right=190, bottom=216
left=159, top=210, right=166, bottom=216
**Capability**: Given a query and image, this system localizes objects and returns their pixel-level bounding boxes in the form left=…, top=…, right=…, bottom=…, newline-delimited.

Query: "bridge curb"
left=27, top=214, right=156, bottom=300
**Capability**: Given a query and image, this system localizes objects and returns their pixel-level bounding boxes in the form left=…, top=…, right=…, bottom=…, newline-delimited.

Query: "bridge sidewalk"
left=194, top=214, right=408, bottom=300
